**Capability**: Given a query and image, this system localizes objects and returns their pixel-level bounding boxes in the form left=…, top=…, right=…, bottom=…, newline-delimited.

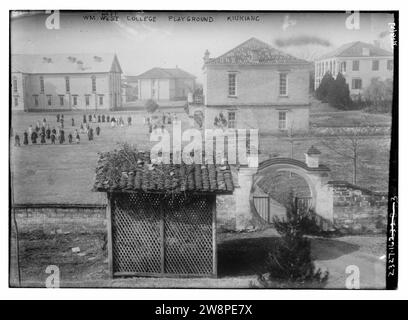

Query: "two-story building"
left=314, top=41, right=393, bottom=97
left=135, top=67, right=196, bottom=102
left=203, top=37, right=312, bottom=134
left=11, top=53, right=123, bottom=111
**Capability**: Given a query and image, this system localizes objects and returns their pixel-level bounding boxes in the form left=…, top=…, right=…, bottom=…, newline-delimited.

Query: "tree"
left=315, top=72, right=334, bottom=102
left=320, top=118, right=378, bottom=184
left=363, top=78, right=393, bottom=112
left=327, top=73, right=353, bottom=110
left=256, top=193, right=328, bottom=287
left=145, top=99, right=159, bottom=114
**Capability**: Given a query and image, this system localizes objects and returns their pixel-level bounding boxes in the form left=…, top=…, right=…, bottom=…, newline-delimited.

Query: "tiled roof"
left=318, top=41, right=393, bottom=60
left=93, top=150, right=234, bottom=194
left=135, top=67, right=196, bottom=79
left=11, top=53, right=122, bottom=74
left=206, top=37, right=310, bottom=66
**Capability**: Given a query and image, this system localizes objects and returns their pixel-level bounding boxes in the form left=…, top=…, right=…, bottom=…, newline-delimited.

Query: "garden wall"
left=330, top=181, right=388, bottom=234
left=13, top=204, right=106, bottom=234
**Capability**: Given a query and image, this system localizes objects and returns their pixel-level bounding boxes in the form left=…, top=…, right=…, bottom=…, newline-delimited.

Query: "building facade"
left=135, top=67, right=196, bottom=102
left=11, top=53, right=123, bottom=111
left=203, top=38, right=312, bottom=134
left=314, top=41, right=393, bottom=97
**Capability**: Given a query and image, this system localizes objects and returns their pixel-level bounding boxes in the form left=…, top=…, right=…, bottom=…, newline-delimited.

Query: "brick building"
left=202, top=37, right=312, bottom=134
left=11, top=53, right=123, bottom=111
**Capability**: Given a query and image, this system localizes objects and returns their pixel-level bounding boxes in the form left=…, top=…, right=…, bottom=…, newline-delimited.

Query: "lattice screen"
left=111, top=193, right=215, bottom=277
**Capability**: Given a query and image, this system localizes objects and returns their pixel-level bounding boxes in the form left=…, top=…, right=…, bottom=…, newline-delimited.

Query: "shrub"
left=145, top=99, right=159, bottom=114
left=214, top=112, right=227, bottom=128
left=327, top=73, right=353, bottom=110
left=256, top=193, right=329, bottom=287
left=315, top=72, right=334, bottom=102
left=361, top=78, right=393, bottom=113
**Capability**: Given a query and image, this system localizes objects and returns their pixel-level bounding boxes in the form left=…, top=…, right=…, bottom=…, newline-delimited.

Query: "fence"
left=253, top=196, right=312, bottom=223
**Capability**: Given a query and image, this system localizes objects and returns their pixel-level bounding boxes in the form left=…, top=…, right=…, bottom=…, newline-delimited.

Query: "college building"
left=314, top=41, right=393, bottom=97
left=11, top=53, right=123, bottom=111
left=202, top=37, right=312, bottom=134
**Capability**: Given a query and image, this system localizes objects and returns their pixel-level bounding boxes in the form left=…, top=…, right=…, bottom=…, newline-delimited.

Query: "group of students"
left=13, top=115, right=101, bottom=147
left=82, top=113, right=132, bottom=128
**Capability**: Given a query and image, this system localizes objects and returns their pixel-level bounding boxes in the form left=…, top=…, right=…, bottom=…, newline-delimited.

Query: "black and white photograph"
left=8, top=10, right=398, bottom=291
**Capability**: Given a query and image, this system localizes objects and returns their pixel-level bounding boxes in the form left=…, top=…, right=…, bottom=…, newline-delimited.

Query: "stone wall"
left=330, top=181, right=388, bottom=234
left=13, top=204, right=106, bottom=234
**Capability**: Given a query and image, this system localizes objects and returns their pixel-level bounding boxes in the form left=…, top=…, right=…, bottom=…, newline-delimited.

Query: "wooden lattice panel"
left=110, top=193, right=215, bottom=277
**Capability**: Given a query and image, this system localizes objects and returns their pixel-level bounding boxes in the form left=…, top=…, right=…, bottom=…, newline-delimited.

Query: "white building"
left=314, top=41, right=393, bottom=96
left=11, top=53, right=123, bottom=111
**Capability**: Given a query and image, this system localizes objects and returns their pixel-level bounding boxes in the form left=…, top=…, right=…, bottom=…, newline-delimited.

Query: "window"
left=14, top=97, right=18, bottom=107
left=372, top=60, right=379, bottom=71
left=40, top=76, right=44, bottom=93
left=227, top=111, right=236, bottom=129
left=228, top=73, right=237, bottom=96
left=13, top=77, right=17, bottom=93
left=59, top=95, right=64, bottom=106
left=91, top=76, right=96, bottom=93
left=279, top=73, right=288, bottom=96
left=99, top=95, right=104, bottom=106
left=340, top=61, right=347, bottom=72
left=278, top=111, right=287, bottom=130
left=85, top=95, right=90, bottom=106
left=33, top=95, right=38, bottom=107
left=352, top=60, right=359, bottom=71
left=352, top=78, right=362, bottom=90
left=65, top=77, right=70, bottom=93
left=47, top=95, right=52, bottom=106
left=387, top=60, right=393, bottom=71
left=73, top=95, right=78, bottom=106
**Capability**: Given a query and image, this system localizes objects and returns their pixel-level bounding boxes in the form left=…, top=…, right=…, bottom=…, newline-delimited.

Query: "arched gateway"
left=233, top=146, right=334, bottom=230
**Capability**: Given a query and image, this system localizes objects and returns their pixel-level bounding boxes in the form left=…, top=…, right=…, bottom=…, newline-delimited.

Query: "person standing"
left=40, top=131, right=46, bottom=144
left=42, top=118, right=47, bottom=128
left=102, top=114, right=105, bottom=123
left=72, top=117, right=75, bottom=127
left=59, top=129, right=65, bottom=144
left=14, top=134, right=20, bottom=147
left=23, top=131, right=29, bottom=145
left=88, top=127, right=94, bottom=141
left=51, top=133, right=56, bottom=144
left=75, top=131, right=80, bottom=144
left=68, top=133, right=73, bottom=144
left=31, top=131, right=38, bottom=144
left=52, top=127, right=57, bottom=136
left=106, top=115, right=110, bottom=122
left=89, top=114, right=92, bottom=122
left=46, top=126, right=51, bottom=140
left=127, top=116, right=132, bottom=126
left=56, top=114, right=60, bottom=122
left=28, top=125, right=33, bottom=136
left=98, top=115, right=101, bottom=123
left=83, top=114, right=87, bottom=124
left=96, top=126, right=100, bottom=136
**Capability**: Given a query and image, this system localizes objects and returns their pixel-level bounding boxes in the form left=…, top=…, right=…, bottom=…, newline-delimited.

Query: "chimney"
left=203, top=50, right=210, bottom=63
left=304, top=145, right=321, bottom=168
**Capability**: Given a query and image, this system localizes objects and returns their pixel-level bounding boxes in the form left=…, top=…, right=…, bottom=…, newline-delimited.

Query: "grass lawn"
left=10, top=107, right=391, bottom=204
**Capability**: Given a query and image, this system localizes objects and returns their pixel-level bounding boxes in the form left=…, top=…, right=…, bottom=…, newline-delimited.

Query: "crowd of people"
left=145, top=112, right=178, bottom=133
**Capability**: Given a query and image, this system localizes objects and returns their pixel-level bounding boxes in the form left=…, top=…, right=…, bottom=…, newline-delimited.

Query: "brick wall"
left=330, top=182, right=388, bottom=234
left=13, top=204, right=106, bottom=234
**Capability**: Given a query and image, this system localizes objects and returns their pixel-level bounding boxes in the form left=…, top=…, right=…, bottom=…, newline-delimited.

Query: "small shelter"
left=93, top=146, right=234, bottom=278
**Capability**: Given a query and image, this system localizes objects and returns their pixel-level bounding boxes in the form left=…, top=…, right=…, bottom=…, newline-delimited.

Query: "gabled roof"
left=206, top=37, right=310, bottom=66
left=135, top=67, right=196, bottom=79
left=318, top=41, right=393, bottom=60
left=11, top=53, right=122, bottom=74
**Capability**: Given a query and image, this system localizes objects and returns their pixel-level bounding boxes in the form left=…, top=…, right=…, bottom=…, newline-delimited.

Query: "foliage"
left=256, top=193, right=328, bottom=287
left=145, top=99, right=159, bottom=114
left=361, top=78, right=393, bottom=113
left=315, top=72, right=334, bottom=102
left=193, top=110, right=204, bottom=129
left=213, top=112, right=228, bottom=129
left=327, top=73, right=353, bottom=110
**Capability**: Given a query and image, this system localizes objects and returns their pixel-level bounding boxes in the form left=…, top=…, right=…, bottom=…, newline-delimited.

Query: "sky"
left=11, top=11, right=395, bottom=83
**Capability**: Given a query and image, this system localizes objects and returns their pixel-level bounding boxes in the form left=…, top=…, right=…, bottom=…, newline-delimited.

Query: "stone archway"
left=253, top=158, right=333, bottom=223
left=233, top=157, right=334, bottom=231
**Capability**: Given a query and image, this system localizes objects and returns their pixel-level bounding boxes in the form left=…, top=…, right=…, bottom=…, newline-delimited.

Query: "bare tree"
left=320, top=118, right=379, bottom=185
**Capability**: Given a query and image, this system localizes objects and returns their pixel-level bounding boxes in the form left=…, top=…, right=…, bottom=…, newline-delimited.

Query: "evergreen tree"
left=327, top=73, right=353, bottom=110
left=257, top=192, right=328, bottom=287
left=315, top=72, right=334, bottom=102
